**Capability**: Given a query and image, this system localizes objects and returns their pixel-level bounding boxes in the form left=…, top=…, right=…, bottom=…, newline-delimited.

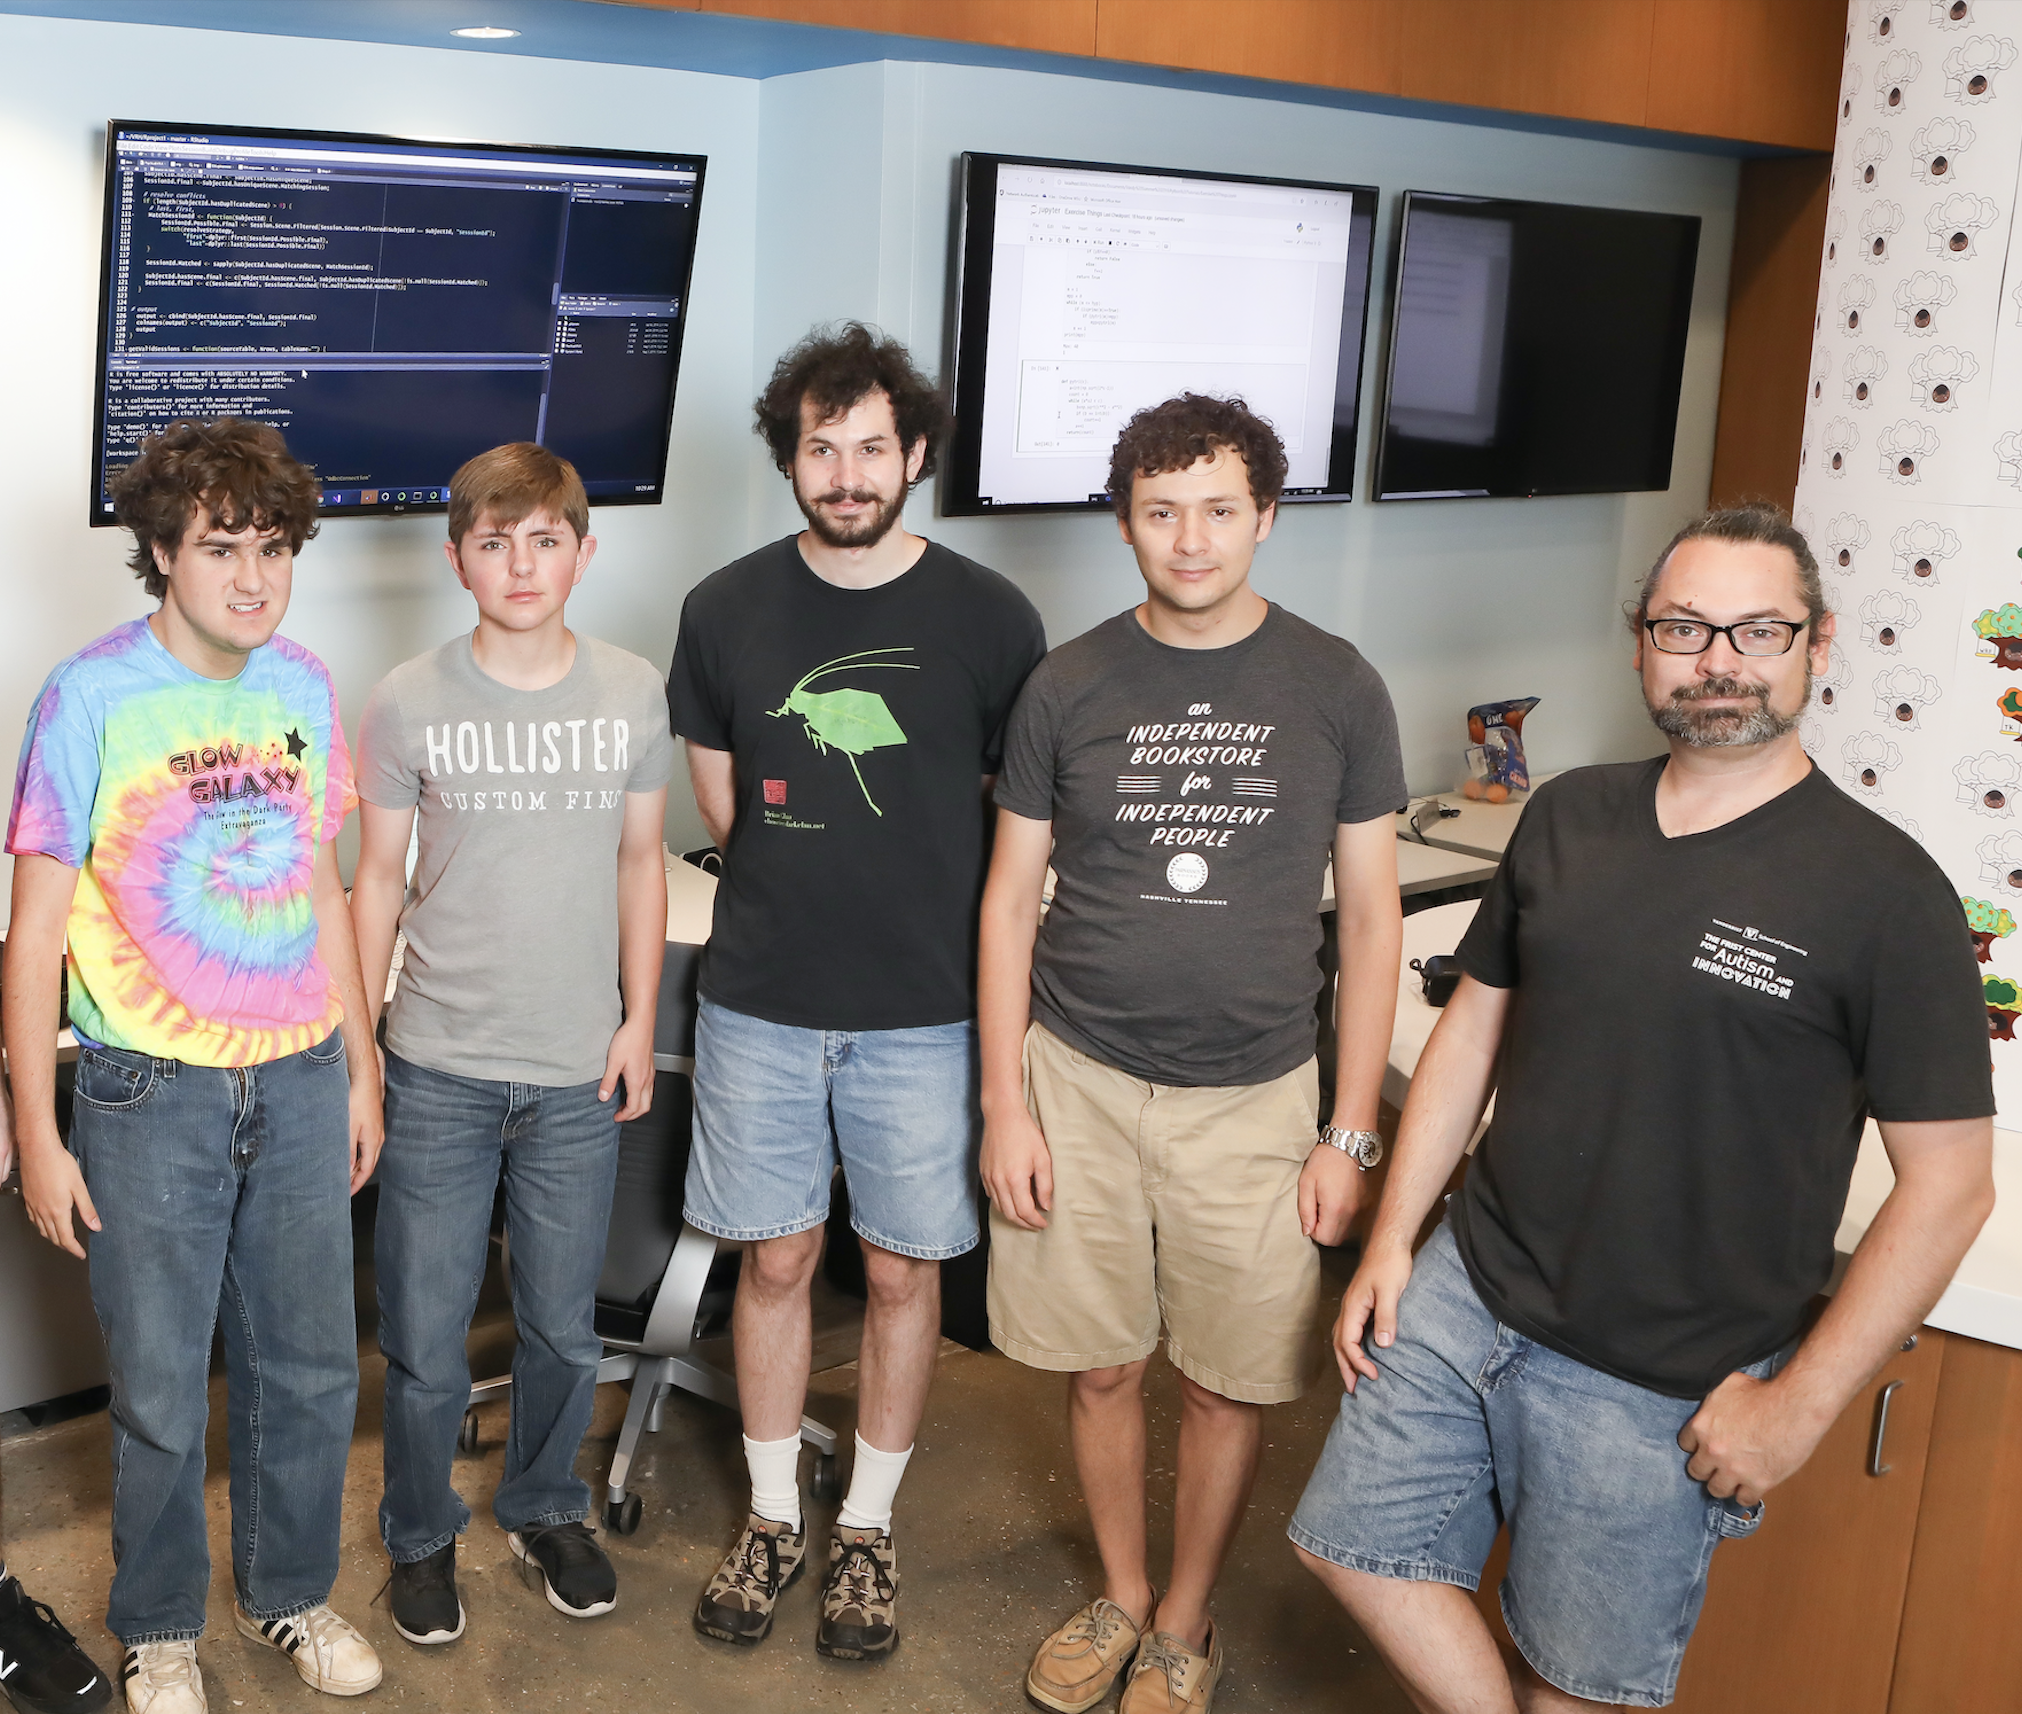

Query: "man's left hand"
left=1298, top=1143, right=1364, bottom=1248
left=600, top=1019, right=656, bottom=1123
left=1678, top=1370, right=1831, bottom=1510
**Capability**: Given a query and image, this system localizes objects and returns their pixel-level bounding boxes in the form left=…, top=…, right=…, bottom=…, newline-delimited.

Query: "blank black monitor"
left=91, top=119, right=707, bottom=523
left=1374, top=191, right=1700, bottom=501
left=944, top=153, right=1379, bottom=514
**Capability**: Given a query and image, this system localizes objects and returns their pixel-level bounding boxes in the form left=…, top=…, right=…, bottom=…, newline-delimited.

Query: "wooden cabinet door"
left=1467, top=1333, right=1942, bottom=1713
left=1888, top=1334, right=2022, bottom=1713
left=1668, top=1333, right=1943, bottom=1714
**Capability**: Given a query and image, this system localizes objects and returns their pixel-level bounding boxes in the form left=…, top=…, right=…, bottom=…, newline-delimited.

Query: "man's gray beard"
left=795, top=481, right=905, bottom=550
left=1648, top=672, right=1809, bottom=748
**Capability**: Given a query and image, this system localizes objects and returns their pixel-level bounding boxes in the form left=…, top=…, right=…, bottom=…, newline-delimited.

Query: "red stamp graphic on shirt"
left=763, top=779, right=787, bottom=805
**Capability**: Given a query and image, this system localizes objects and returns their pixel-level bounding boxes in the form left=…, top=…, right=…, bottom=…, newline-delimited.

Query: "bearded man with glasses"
left=1287, top=504, right=1996, bottom=1713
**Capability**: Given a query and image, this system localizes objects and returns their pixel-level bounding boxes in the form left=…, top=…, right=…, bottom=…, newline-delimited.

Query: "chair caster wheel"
left=604, top=1493, right=643, bottom=1536
left=811, top=1451, right=840, bottom=1503
left=458, top=1410, right=480, bottom=1454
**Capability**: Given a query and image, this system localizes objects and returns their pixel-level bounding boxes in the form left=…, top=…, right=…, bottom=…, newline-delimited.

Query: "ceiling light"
left=451, top=25, right=519, bottom=39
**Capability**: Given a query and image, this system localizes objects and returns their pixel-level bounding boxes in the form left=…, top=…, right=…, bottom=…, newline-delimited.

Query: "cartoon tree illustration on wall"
left=1973, top=603, right=2022, bottom=668
left=1986, top=973, right=2020, bottom=1039
left=1964, top=896, right=2018, bottom=962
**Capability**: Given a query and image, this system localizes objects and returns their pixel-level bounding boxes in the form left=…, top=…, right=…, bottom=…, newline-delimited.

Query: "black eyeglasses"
left=1643, top=618, right=1810, bottom=657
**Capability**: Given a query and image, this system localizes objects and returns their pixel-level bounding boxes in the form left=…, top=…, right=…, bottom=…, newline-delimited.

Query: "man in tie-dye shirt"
left=3, top=420, right=384, bottom=1714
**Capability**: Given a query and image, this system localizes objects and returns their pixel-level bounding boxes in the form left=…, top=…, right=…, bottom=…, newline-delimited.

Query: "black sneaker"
left=507, top=1522, right=616, bottom=1619
left=0, top=1574, right=113, bottom=1714
left=816, top=1526, right=899, bottom=1660
left=388, top=1543, right=465, bottom=1646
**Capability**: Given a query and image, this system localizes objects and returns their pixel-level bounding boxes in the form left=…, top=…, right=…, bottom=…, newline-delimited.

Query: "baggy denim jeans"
left=373, top=1050, right=621, bottom=1561
left=67, top=1033, right=359, bottom=1645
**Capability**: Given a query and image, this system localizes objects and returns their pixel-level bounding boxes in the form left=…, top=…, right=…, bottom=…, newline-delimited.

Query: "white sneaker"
left=121, top=1641, right=205, bottom=1714
left=232, top=1605, right=382, bottom=1697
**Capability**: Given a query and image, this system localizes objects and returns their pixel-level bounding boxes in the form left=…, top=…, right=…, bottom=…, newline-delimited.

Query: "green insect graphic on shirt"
left=768, top=647, right=918, bottom=815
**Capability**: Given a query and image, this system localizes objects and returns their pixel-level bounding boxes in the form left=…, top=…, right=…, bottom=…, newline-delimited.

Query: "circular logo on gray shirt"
left=1166, top=853, right=1209, bottom=893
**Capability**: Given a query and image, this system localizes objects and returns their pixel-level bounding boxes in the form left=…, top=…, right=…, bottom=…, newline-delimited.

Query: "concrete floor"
left=0, top=1256, right=1415, bottom=1714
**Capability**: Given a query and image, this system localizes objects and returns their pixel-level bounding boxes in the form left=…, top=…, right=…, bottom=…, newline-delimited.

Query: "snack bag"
left=1462, top=697, right=1541, bottom=799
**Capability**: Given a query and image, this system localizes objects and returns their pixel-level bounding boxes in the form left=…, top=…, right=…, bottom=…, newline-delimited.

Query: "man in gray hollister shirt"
left=349, top=445, right=674, bottom=1646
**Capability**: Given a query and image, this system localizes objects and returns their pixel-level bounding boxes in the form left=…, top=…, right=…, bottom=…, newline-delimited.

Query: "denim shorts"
left=1288, top=1221, right=1778, bottom=1708
left=685, top=998, right=981, bottom=1260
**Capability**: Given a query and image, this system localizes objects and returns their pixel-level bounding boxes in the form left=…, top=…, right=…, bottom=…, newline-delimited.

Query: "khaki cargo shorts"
left=986, top=1022, right=1325, bottom=1404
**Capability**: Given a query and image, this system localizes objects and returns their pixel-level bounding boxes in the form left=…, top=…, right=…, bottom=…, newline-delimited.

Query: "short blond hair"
left=448, top=443, right=588, bottom=543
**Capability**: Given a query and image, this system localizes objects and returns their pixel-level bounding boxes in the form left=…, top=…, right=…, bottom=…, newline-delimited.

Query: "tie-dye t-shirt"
left=7, top=619, right=357, bottom=1067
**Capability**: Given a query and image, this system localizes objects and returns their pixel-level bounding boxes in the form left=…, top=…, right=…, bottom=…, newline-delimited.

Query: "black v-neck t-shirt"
left=667, top=535, right=1045, bottom=1030
left=1451, top=758, right=1993, bottom=1398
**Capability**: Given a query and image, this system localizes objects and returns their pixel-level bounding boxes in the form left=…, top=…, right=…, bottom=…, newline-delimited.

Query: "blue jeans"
left=1289, top=1221, right=1778, bottom=1708
left=374, top=1051, right=621, bottom=1561
left=68, top=1034, right=358, bottom=1645
left=685, top=998, right=981, bottom=1260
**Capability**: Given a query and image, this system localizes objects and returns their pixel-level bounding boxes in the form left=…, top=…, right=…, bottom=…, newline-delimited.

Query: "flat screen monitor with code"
left=90, top=119, right=707, bottom=523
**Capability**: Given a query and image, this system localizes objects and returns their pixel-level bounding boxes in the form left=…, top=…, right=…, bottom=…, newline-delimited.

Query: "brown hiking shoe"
left=816, top=1525, right=899, bottom=1659
left=1118, top=1623, right=1224, bottom=1714
left=1026, top=1597, right=1148, bottom=1713
left=693, top=1514, right=806, bottom=1645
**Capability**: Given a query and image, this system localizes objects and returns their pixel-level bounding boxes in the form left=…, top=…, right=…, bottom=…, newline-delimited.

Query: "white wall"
left=749, top=60, right=1740, bottom=796
left=0, top=12, right=1740, bottom=898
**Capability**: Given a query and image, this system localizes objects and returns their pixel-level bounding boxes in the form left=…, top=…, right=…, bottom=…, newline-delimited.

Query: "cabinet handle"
left=1868, top=1379, right=1905, bottom=1477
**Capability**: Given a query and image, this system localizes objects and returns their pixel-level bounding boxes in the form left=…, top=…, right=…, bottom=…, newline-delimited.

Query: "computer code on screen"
left=93, top=123, right=705, bottom=521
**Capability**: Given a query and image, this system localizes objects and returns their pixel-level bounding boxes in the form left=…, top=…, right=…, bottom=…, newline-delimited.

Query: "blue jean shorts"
left=1288, top=1220, right=1779, bottom=1708
left=685, top=998, right=981, bottom=1261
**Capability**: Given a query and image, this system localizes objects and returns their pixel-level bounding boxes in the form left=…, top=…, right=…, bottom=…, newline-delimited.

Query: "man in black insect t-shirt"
left=1290, top=505, right=1996, bottom=1713
left=666, top=323, right=1044, bottom=1662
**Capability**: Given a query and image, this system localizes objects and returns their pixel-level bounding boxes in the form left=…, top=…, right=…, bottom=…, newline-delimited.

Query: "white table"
left=1395, top=791, right=1532, bottom=860
left=1836, top=1123, right=2022, bottom=1352
left=1384, top=900, right=1484, bottom=1123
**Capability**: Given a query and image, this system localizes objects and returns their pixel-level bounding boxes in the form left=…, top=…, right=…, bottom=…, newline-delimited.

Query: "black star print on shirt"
left=285, top=728, right=307, bottom=759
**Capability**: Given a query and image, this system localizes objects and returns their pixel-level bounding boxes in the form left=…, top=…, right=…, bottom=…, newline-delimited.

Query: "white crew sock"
left=836, top=1432, right=914, bottom=1535
left=743, top=1433, right=803, bottom=1533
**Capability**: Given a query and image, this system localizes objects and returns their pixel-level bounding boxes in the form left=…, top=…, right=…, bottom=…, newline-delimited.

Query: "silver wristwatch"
left=1319, top=1125, right=1384, bottom=1169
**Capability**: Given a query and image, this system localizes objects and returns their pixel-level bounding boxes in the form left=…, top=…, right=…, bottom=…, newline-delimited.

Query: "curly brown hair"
left=1106, top=394, right=1288, bottom=520
left=753, top=322, right=949, bottom=483
left=110, top=419, right=321, bottom=599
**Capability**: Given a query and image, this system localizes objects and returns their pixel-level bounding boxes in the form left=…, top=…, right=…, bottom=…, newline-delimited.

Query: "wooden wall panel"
left=1092, top=0, right=1402, bottom=95
left=1646, top=0, right=1846, bottom=151
left=1397, top=0, right=1656, bottom=128
left=1707, top=154, right=1830, bottom=512
left=694, top=0, right=1099, bottom=56
left=1887, top=1336, right=2022, bottom=1713
left=630, top=1, right=1850, bottom=150
left=1666, top=1334, right=1943, bottom=1713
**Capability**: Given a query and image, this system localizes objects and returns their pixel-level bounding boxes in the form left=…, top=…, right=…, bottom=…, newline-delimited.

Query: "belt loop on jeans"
left=155, top=1058, right=178, bottom=1080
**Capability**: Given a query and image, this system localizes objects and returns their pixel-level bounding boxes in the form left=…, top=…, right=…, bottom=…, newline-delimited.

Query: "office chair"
left=463, top=941, right=840, bottom=1535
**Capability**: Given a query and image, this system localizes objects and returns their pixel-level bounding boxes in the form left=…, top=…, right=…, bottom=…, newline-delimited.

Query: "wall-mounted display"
left=1373, top=191, right=1700, bottom=501
left=943, top=153, right=1379, bottom=515
left=90, top=120, right=707, bottom=523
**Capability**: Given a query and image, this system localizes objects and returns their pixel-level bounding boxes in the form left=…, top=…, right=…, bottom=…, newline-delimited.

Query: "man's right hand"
left=1332, top=1239, right=1414, bottom=1392
left=19, top=1139, right=99, bottom=1259
left=981, top=1106, right=1054, bottom=1231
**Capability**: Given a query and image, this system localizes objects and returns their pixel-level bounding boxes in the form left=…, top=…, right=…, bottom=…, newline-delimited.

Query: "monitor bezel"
left=941, top=151, right=1381, bottom=519
left=1371, top=188, right=1700, bottom=504
left=91, top=117, right=709, bottom=527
